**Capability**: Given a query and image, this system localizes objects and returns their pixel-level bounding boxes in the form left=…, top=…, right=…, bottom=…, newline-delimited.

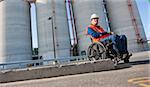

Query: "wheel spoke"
left=88, top=42, right=106, bottom=60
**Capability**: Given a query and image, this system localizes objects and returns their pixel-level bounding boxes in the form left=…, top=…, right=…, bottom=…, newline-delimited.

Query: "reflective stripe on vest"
left=86, top=25, right=110, bottom=42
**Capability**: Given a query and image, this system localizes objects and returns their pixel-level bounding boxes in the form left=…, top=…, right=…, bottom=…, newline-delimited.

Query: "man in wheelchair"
left=86, top=14, right=132, bottom=63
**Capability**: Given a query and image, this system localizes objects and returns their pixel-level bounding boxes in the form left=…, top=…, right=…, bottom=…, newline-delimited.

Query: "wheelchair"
left=87, top=38, right=131, bottom=65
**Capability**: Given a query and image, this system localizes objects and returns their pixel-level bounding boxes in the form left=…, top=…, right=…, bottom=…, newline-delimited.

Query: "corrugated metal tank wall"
left=72, top=0, right=108, bottom=55
left=36, top=0, right=71, bottom=59
left=105, top=0, right=149, bottom=52
left=0, top=0, right=32, bottom=63
left=130, top=0, right=149, bottom=51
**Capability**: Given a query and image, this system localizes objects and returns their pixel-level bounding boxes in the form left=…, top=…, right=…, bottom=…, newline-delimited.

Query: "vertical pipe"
left=70, top=0, right=78, bottom=45
left=65, top=0, right=72, bottom=56
left=47, top=16, right=56, bottom=59
left=52, top=18, right=56, bottom=59
left=51, top=0, right=56, bottom=59
left=66, top=0, right=77, bottom=45
left=65, top=0, right=78, bottom=56
left=68, top=0, right=76, bottom=44
left=65, top=0, right=74, bottom=45
left=29, top=3, right=33, bottom=56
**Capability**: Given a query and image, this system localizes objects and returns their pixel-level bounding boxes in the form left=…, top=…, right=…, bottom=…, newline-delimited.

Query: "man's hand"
left=109, top=32, right=114, bottom=35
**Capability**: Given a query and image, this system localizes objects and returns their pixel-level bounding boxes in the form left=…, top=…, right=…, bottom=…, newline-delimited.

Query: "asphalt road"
left=0, top=51, right=150, bottom=87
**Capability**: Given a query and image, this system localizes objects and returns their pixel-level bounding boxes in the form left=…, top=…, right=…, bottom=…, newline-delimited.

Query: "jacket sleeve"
left=87, top=27, right=100, bottom=38
left=87, top=27, right=108, bottom=38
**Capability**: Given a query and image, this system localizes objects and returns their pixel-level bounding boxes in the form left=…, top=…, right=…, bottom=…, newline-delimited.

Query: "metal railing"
left=0, top=55, right=88, bottom=71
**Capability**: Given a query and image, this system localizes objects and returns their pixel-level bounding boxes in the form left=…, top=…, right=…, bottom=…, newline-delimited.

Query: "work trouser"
left=101, top=34, right=128, bottom=54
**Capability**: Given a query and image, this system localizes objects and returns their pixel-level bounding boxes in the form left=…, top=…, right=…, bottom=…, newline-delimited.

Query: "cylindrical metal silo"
left=72, top=0, right=108, bottom=55
left=105, top=0, right=149, bottom=52
left=0, top=0, right=32, bottom=64
left=36, top=0, right=71, bottom=60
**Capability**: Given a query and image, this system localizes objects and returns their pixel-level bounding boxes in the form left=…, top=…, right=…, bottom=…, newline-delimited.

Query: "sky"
left=136, top=0, right=150, bottom=40
left=31, top=0, right=150, bottom=48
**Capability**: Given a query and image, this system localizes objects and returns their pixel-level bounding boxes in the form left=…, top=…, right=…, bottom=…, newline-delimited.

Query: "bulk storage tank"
left=72, top=0, right=109, bottom=55
left=0, top=0, right=32, bottom=64
left=36, top=0, right=71, bottom=60
left=104, top=0, right=149, bottom=52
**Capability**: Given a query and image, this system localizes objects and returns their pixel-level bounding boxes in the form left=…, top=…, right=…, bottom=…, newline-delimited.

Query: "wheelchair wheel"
left=112, top=56, right=120, bottom=66
left=87, top=42, right=106, bottom=61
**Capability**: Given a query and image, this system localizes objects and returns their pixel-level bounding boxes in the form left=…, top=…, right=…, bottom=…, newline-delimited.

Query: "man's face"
left=91, top=18, right=99, bottom=25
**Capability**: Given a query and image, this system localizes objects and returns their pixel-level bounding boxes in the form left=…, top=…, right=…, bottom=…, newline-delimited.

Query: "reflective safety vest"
left=86, top=25, right=110, bottom=42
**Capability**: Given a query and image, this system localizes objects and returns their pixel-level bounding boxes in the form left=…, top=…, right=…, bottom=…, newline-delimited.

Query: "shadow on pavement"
left=114, top=59, right=150, bottom=70
left=130, top=60, right=150, bottom=65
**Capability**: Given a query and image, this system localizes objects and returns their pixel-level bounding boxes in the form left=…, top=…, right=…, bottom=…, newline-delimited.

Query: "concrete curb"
left=130, top=51, right=150, bottom=62
left=0, top=59, right=114, bottom=83
left=131, top=51, right=150, bottom=59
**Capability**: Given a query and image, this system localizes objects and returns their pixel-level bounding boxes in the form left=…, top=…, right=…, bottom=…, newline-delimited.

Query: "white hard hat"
left=90, top=14, right=99, bottom=20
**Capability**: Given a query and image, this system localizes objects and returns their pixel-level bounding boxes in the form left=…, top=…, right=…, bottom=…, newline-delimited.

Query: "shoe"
left=124, top=53, right=132, bottom=59
left=128, top=53, right=132, bottom=58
